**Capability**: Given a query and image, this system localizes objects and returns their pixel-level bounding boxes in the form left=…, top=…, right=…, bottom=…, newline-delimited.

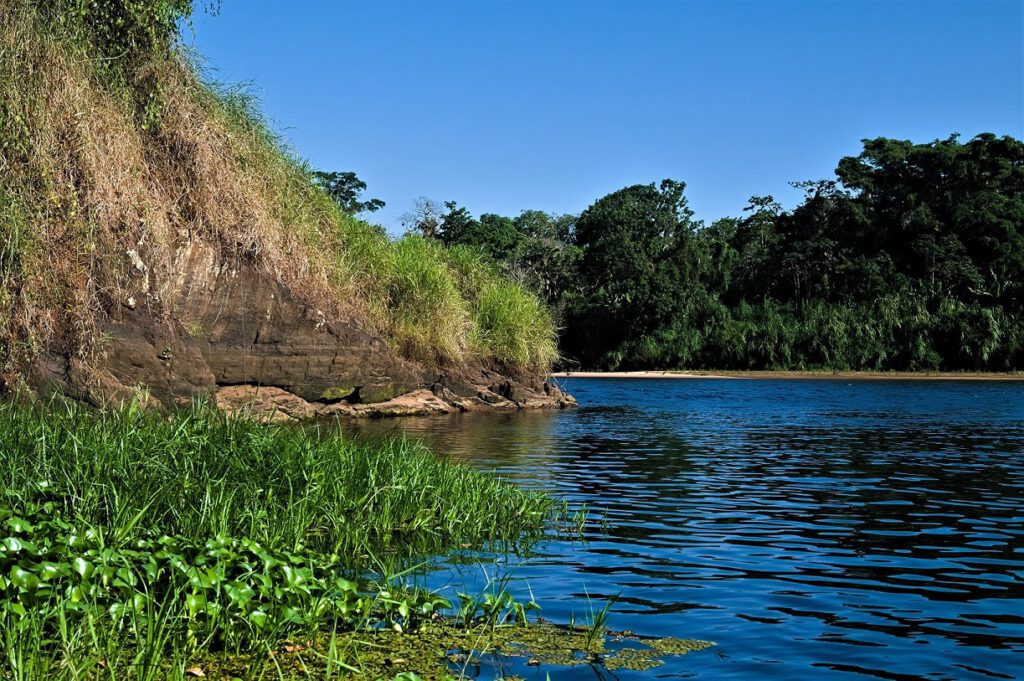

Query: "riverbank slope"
left=0, top=1, right=570, bottom=417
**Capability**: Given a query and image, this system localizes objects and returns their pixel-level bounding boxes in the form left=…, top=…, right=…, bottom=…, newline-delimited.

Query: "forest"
left=406, top=133, right=1024, bottom=371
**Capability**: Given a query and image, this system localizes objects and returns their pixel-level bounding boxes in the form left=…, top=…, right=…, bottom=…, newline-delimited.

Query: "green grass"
left=378, top=236, right=470, bottom=363
left=472, top=279, right=558, bottom=370
left=0, top=399, right=560, bottom=558
left=0, top=398, right=572, bottom=679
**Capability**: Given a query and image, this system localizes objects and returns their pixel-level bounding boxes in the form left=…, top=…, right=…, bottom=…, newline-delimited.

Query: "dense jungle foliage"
left=414, top=133, right=1024, bottom=371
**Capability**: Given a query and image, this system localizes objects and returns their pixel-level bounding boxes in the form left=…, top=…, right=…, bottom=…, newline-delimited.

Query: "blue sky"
left=189, top=1, right=1023, bottom=233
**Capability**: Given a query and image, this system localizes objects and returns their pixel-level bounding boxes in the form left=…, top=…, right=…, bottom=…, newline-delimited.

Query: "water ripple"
left=345, top=378, right=1024, bottom=680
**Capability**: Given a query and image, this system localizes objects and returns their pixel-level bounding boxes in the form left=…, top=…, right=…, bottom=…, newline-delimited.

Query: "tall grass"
left=0, top=399, right=561, bottom=558
left=472, top=280, right=558, bottom=370
left=378, top=236, right=470, bottom=363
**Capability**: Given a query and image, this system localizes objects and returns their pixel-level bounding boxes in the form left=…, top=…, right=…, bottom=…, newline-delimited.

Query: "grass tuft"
left=0, top=399, right=560, bottom=558
left=472, top=279, right=558, bottom=370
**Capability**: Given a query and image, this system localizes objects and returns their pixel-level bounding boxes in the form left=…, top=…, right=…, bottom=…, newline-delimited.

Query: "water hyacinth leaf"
left=5, top=516, right=33, bottom=533
left=186, top=592, right=208, bottom=615
left=225, top=582, right=256, bottom=605
left=280, top=564, right=302, bottom=588
left=72, top=556, right=94, bottom=579
left=189, top=568, right=217, bottom=590
left=248, top=608, right=269, bottom=629
left=39, top=561, right=67, bottom=580
left=3, top=536, right=25, bottom=553
left=277, top=605, right=303, bottom=624
left=114, top=567, right=138, bottom=588
left=10, top=565, right=39, bottom=590
left=97, top=566, right=116, bottom=587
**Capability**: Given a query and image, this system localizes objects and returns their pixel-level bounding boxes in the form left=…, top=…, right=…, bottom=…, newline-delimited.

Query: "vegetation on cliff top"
left=0, top=0, right=556, bottom=394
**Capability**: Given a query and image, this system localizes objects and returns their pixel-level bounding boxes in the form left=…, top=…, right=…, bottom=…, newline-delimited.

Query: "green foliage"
left=564, top=179, right=703, bottom=367
left=312, top=170, right=385, bottom=215
left=427, top=133, right=1022, bottom=371
left=0, top=400, right=563, bottom=560
left=552, top=134, right=1024, bottom=371
left=43, top=0, right=208, bottom=64
left=0, top=400, right=596, bottom=679
left=0, top=499, right=453, bottom=649
left=414, top=202, right=581, bottom=309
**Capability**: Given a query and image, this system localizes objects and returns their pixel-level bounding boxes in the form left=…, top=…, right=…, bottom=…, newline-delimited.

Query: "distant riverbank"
left=552, top=370, right=1024, bottom=381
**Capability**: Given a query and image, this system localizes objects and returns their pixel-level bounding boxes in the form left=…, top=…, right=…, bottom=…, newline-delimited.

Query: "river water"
left=348, top=378, right=1024, bottom=680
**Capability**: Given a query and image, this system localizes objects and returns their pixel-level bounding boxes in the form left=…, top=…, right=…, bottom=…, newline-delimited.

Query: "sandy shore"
left=551, top=370, right=1024, bottom=381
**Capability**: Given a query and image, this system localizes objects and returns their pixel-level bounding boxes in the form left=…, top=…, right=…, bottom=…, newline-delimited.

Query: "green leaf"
left=186, top=592, right=208, bottom=615
left=10, top=566, right=39, bottom=591
left=72, top=557, right=94, bottom=579
left=5, top=517, right=33, bottom=533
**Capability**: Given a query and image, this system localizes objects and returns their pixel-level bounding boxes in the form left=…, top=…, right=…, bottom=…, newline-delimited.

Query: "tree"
left=401, top=197, right=445, bottom=238
left=567, top=179, right=700, bottom=366
left=833, top=133, right=1024, bottom=306
left=312, top=171, right=384, bottom=215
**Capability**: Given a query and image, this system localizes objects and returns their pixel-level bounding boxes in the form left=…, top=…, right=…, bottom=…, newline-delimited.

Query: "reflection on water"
left=343, top=378, right=1024, bottom=681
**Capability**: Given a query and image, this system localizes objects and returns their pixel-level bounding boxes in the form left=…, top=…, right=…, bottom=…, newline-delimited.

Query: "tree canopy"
left=419, top=133, right=1024, bottom=371
left=312, top=171, right=385, bottom=215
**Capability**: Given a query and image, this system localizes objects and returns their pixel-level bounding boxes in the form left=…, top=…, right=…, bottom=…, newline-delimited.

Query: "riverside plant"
left=0, top=498, right=579, bottom=681
left=0, top=500, right=453, bottom=668
left=0, top=399, right=714, bottom=678
left=0, top=399, right=568, bottom=560
left=0, top=398, right=579, bottom=678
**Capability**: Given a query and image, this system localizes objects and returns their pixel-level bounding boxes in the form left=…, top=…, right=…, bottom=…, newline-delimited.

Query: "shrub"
left=472, top=279, right=557, bottom=371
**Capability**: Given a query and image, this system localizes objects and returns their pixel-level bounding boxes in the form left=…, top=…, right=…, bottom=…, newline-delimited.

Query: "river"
left=347, top=377, right=1024, bottom=680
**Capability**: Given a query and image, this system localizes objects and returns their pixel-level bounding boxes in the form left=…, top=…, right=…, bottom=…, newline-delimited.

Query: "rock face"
left=30, top=242, right=575, bottom=420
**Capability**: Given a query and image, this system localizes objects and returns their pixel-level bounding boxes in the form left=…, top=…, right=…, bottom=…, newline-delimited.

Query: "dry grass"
left=0, top=2, right=557, bottom=387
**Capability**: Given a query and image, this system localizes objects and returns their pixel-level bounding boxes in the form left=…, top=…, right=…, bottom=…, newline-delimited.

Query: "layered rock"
left=30, top=242, right=574, bottom=420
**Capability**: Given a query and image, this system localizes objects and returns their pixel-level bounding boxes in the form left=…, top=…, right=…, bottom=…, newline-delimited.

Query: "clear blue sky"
left=189, top=1, right=1023, bottom=233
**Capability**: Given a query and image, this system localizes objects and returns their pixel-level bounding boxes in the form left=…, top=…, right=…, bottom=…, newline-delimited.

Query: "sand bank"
left=551, top=370, right=1024, bottom=381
